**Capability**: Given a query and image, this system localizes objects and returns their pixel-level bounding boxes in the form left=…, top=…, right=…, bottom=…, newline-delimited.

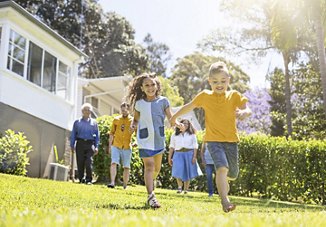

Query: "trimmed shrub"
left=234, top=134, right=326, bottom=205
left=96, top=116, right=326, bottom=205
left=0, top=129, right=32, bottom=176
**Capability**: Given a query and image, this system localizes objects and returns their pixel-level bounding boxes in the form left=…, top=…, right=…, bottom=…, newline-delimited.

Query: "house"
left=78, top=75, right=132, bottom=117
left=0, top=1, right=86, bottom=178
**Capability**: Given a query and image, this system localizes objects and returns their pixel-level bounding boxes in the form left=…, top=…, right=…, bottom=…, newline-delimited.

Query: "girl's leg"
left=183, top=180, right=190, bottom=192
left=143, top=155, right=161, bottom=208
left=142, top=157, right=155, bottom=194
left=153, top=153, right=163, bottom=179
left=176, top=178, right=183, bottom=189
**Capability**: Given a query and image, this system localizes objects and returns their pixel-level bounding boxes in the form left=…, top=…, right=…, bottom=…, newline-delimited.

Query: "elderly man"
left=70, top=103, right=100, bottom=185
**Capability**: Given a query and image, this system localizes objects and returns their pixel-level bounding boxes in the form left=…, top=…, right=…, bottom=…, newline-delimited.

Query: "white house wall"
left=0, top=69, right=74, bottom=130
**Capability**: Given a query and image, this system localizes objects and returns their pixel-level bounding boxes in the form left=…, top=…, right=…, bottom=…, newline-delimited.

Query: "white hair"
left=81, top=103, right=93, bottom=111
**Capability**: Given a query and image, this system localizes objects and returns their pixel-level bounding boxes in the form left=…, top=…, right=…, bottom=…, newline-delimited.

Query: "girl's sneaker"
left=147, top=193, right=161, bottom=209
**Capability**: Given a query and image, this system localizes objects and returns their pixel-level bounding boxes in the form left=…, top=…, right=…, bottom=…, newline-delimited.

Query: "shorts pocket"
left=159, top=126, right=164, bottom=137
left=139, top=128, right=149, bottom=139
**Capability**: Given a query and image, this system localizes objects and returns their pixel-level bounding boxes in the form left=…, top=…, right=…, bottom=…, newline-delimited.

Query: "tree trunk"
left=314, top=15, right=326, bottom=114
left=282, top=52, right=293, bottom=136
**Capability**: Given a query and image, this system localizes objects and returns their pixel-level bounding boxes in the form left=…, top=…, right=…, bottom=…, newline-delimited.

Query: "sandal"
left=147, top=193, right=161, bottom=209
left=221, top=201, right=236, bottom=213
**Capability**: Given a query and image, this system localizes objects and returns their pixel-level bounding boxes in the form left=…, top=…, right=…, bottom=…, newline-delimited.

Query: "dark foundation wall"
left=0, top=102, right=69, bottom=178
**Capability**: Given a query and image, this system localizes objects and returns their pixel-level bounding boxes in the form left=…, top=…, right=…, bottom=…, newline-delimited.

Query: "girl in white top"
left=168, top=119, right=202, bottom=193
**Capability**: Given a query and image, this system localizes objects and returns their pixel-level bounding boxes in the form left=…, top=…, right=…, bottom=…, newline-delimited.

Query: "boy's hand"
left=175, top=121, right=186, bottom=131
left=236, top=109, right=251, bottom=120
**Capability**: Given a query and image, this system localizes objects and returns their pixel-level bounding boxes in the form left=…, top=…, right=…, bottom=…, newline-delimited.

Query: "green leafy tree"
left=143, top=34, right=172, bottom=77
left=267, top=68, right=286, bottom=137
left=291, top=64, right=326, bottom=140
left=158, top=76, right=184, bottom=107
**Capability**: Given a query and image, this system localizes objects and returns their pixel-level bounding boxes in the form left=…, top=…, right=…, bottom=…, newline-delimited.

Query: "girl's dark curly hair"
left=175, top=119, right=196, bottom=135
left=127, top=73, right=161, bottom=110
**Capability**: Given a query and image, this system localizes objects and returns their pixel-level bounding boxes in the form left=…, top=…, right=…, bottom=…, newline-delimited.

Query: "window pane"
left=10, top=30, right=26, bottom=49
left=57, top=61, right=70, bottom=99
left=7, top=30, right=26, bottom=77
left=13, top=46, right=25, bottom=62
left=27, top=42, right=43, bottom=86
left=42, top=51, right=57, bottom=92
left=7, top=57, right=24, bottom=76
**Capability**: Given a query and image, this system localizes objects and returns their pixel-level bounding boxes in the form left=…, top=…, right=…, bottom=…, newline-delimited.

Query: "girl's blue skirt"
left=172, top=149, right=203, bottom=181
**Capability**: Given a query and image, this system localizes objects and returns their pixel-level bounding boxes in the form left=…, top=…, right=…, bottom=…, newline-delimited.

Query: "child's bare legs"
left=216, top=167, right=229, bottom=202
left=109, top=163, right=117, bottom=185
left=123, top=167, right=130, bottom=188
left=143, top=154, right=163, bottom=194
left=143, top=157, right=155, bottom=194
left=176, top=178, right=183, bottom=192
left=153, top=154, right=162, bottom=179
left=183, top=181, right=190, bottom=191
left=143, top=154, right=162, bottom=208
left=216, top=167, right=235, bottom=212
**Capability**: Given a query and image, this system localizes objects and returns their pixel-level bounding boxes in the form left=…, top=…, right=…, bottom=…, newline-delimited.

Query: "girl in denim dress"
left=128, top=73, right=180, bottom=209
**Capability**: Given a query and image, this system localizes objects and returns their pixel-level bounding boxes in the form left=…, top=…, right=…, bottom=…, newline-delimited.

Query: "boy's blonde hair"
left=209, top=61, right=230, bottom=78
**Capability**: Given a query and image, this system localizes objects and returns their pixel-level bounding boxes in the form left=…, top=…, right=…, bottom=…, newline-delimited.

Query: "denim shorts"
left=206, top=142, right=239, bottom=180
left=111, top=146, right=132, bottom=168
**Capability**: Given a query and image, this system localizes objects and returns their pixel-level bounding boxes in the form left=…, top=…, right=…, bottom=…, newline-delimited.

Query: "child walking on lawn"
left=170, top=61, right=251, bottom=213
left=128, top=73, right=178, bottom=209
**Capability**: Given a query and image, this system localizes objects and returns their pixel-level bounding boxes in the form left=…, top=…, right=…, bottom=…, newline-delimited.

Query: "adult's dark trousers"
left=76, top=140, right=94, bottom=183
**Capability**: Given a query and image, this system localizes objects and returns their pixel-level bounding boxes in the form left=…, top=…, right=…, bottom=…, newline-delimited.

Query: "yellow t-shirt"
left=109, top=115, right=133, bottom=149
left=192, top=90, right=248, bottom=142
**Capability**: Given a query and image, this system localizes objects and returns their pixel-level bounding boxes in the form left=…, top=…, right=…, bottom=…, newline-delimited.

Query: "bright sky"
left=98, top=0, right=277, bottom=88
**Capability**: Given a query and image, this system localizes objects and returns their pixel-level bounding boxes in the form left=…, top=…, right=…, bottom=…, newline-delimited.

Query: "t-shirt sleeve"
left=233, top=91, right=248, bottom=108
left=163, top=97, right=170, bottom=110
left=135, top=100, right=140, bottom=112
left=192, top=91, right=205, bottom=108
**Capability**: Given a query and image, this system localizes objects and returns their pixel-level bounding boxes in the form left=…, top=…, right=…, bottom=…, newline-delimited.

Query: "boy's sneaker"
left=107, top=183, right=115, bottom=188
left=147, top=193, right=161, bottom=209
left=177, top=187, right=182, bottom=193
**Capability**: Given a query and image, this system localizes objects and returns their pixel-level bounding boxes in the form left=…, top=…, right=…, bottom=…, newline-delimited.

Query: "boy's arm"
left=170, top=101, right=197, bottom=126
left=237, top=103, right=252, bottom=120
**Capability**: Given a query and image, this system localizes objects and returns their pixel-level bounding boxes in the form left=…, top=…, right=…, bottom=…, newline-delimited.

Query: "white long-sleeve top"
left=169, top=132, right=198, bottom=150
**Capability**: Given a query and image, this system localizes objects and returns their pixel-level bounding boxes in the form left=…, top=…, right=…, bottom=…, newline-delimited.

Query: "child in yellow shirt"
left=170, top=61, right=251, bottom=213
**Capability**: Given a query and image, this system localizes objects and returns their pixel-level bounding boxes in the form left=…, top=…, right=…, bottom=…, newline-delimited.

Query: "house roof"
left=0, top=0, right=87, bottom=59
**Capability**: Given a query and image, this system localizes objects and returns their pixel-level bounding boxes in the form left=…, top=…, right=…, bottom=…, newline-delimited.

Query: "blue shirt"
left=70, top=117, right=100, bottom=148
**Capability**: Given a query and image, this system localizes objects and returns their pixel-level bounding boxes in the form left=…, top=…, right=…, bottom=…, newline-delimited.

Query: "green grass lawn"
left=1, top=173, right=325, bottom=227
